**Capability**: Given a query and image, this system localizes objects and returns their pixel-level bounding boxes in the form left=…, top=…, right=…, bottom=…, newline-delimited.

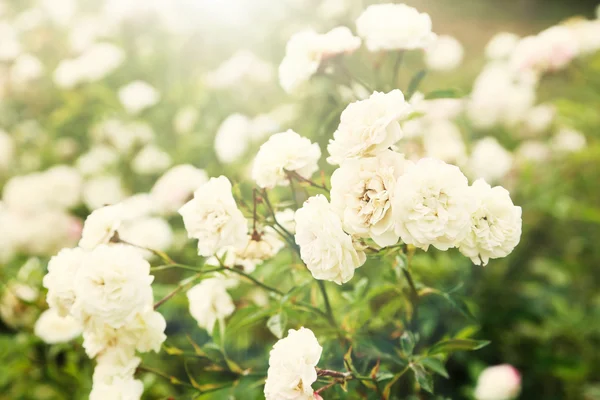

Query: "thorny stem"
left=285, top=171, right=300, bottom=209
left=335, top=60, right=377, bottom=93
left=116, top=236, right=176, bottom=265
left=215, top=254, right=285, bottom=296
left=285, top=170, right=329, bottom=192
left=153, top=272, right=206, bottom=310
left=137, top=365, right=195, bottom=389
left=261, top=189, right=297, bottom=246
left=315, top=367, right=381, bottom=395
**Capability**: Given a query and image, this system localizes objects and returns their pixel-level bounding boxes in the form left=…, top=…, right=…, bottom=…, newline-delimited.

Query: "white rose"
left=475, top=364, right=521, bottom=400
left=485, top=32, right=520, bottom=60
left=205, top=50, right=273, bottom=89
left=511, top=26, right=578, bottom=74
left=207, top=230, right=284, bottom=273
left=77, top=42, right=125, bottom=82
left=187, top=277, right=235, bottom=333
left=356, top=4, right=436, bottom=51
left=131, top=144, right=172, bottom=175
left=151, top=164, right=208, bottom=214
left=90, top=377, right=143, bottom=400
left=522, top=104, right=555, bottom=135
left=43, top=247, right=86, bottom=316
left=91, top=119, right=154, bottom=154
left=393, top=158, right=475, bottom=251
left=2, top=173, right=44, bottom=212
left=0, top=23, right=21, bottom=61
left=467, top=63, right=536, bottom=129
left=53, top=58, right=83, bottom=88
left=173, top=106, right=199, bottom=134
left=79, top=204, right=124, bottom=250
left=422, top=120, right=467, bottom=165
left=424, top=35, right=464, bottom=71
left=93, top=350, right=140, bottom=387
left=118, top=80, right=160, bottom=114
left=551, top=127, right=586, bottom=153
left=34, top=308, right=82, bottom=344
left=76, top=145, right=119, bottom=176
left=330, top=150, right=404, bottom=247
left=327, top=90, right=413, bottom=165
left=10, top=53, right=44, bottom=86
left=566, top=19, right=600, bottom=56
left=73, top=245, right=153, bottom=328
left=16, top=211, right=81, bottom=256
left=118, top=193, right=157, bottom=221
left=265, top=327, right=322, bottom=400
left=0, top=130, right=14, bottom=170
left=83, top=175, right=127, bottom=210
left=458, top=179, right=522, bottom=266
left=118, top=217, right=173, bottom=258
left=515, top=141, right=550, bottom=163
left=295, top=195, right=366, bottom=284
left=249, top=114, right=280, bottom=142
left=44, top=165, right=83, bottom=209
left=252, top=130, right=321, bottom=189
left=279, top=27, right=361, bottom=93
left=83, top=308, right=166, bottom=358
left=178, top=176, right=248, bottom=256
left=214, top=113, right=252, bottom=164
left=468, top=137, right=513, bottom=183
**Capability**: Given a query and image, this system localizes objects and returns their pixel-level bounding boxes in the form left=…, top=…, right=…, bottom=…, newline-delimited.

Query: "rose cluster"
left=42, top=203, right=168, bottom=399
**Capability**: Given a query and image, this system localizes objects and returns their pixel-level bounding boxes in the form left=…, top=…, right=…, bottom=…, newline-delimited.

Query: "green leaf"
left=407, top=70, right=428, bottom=97
left=163, top=344, right=184, bottom=355
left=441, top=293, right=477, bottom=322
left=424, top=88, right=462, bottom=99
left=411, top=363, right=434, bottom=393
left=376, top=371, right=395, bottom=382
left=400, top=331, right=416, bottom=356
left=428, top=339, right=490, bottom=356
left=343, top=346, right=357, bottom=373
left=420, top=357, right=449, bottom=378
left=266, top=311, right=288, bottom=339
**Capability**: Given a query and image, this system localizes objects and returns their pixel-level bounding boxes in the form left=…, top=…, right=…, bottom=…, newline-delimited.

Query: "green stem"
left=317, top=280, right=337, bottom=329
left=391, top=51, right=405, bottom=89
left=401, top=267, right=419, bottom=330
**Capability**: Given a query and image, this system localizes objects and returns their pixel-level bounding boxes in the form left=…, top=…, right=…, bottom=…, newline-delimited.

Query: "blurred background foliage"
left=0, top=0, right=599, bottom=399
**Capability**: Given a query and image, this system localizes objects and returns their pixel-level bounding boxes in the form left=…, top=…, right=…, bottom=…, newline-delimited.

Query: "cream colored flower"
left=356, top=4, right=436, bottom=51
left=72, top=245, right=153, bottom=328
left=151, top=164, right=208, bottom=214
left=393, top=158, right=475, bottom=251
left=34, top=308, right=82, bottom=344
left=295, top=195, right=366, bottom=284
left=475, top=364, right=521, bottom=400
left=178, top=176, right=248, bottom=256
left=43, top=247, right=87, bottom=316
left=118, top=80, right=160, bottom=114
left=468, top=137, right=513, bottom=183
left=327, top=90, right=412, bottom=165
left=458, top=179, right=522, bottom=266
left=79, top=204, right=124, bottom=250
left=279, top=27, right=361, bottom=93
left=252, top=130, right=321, bottom=189
left=265, top=327, right=322, bottom=400
left=187, top=277, right=235, bottom=333
left=330, top=150, right=404, bottom=247
left=424, top=35, right=464, bottom=71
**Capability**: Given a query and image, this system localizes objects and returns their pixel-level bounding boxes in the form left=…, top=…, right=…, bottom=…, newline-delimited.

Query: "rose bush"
left=0, top=0, right=599, bottom=399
